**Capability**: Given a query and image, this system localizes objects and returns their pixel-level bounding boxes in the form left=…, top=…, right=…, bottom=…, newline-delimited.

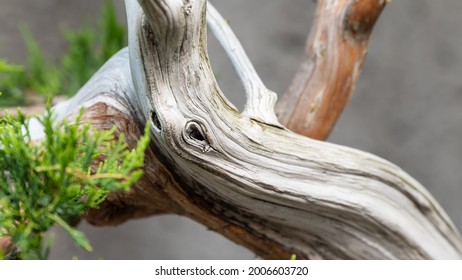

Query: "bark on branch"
left=25, top=0, right=462, bottom=259
left=276, top=0, right=388, bottom=140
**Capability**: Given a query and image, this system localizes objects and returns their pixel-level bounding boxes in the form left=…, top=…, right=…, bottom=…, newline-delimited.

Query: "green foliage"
left=60, top=27, right=102, bottom=98
left=0, top=60, right=25, bottom=107
left=0, top=60, right=22, bottom=73
left=0, top=0, right=140, bottom=260
left=21, top=26, right=62, bottom=96
left=0, top=0, right=126, bottom=106
left=99, top=0, right=126, bottom=62
left=0, top=106, right=150, bottom=259
left=60, top=0, right=126, bottom=98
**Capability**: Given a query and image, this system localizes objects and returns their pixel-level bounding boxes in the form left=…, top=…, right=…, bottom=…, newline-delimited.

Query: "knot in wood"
left=183, top=120, right=211, bottom=152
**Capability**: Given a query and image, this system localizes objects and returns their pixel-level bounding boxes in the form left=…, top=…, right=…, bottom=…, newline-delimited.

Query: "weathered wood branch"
left=206, top=3, right=281, bottom=127
left=26, top=0, right=462, bottom=259
left=276, top=0, right=388, bottom=140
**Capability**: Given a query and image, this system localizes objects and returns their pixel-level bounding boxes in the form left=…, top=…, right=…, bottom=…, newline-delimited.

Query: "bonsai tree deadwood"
left=27, top=0, right=462, bottom=259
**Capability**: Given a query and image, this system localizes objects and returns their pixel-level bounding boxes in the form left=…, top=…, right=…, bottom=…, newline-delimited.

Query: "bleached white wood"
left=29, top=0, right=462, bottom=259
left=206, top=3, right=281, bottom=127
left=126, top=0, right=462, bottom=259
left=28, top=48, right=134, bottom=142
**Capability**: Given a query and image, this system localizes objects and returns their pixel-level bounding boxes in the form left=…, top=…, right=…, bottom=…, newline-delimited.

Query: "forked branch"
left=24, top=0, right=462, bottom=259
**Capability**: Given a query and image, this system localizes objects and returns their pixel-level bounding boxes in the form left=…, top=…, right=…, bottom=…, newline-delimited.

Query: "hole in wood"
left=186, top=122, right=206, bottom=142
left=151, top=110, right=161, bottom=130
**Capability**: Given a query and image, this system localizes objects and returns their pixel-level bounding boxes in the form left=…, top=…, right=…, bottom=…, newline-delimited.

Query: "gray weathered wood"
left=28, top=0, right=462, bottom=259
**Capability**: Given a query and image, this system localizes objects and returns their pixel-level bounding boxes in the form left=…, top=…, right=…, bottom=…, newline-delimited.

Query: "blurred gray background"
left=1, top=0, right=461, bottom=259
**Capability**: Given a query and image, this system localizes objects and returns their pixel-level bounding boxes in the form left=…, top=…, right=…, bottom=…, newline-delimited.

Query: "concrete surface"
left=1, top=0, right=462, bottom=259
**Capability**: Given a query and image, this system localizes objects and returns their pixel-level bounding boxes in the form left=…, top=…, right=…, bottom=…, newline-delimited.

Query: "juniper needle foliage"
left=0, top=107, right=150, bottom=259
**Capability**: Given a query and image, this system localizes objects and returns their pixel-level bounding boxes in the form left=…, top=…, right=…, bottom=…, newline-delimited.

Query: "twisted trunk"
left=26, top=0, right=462, bottom=259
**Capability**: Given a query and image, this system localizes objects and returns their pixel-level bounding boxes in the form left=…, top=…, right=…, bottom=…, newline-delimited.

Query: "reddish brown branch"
left=276, top=0, right=388, bottom=140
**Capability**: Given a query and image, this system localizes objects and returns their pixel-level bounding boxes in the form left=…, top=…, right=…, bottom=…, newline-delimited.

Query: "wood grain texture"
left=25, top=0, right=462, bottom=259
left=127, top=0, right=462, bottom=258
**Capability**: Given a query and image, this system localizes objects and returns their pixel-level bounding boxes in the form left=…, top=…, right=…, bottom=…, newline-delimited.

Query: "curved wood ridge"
left=124, top=0, right=461, bottom=259
left=25, top=0, right=462, bottom=259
